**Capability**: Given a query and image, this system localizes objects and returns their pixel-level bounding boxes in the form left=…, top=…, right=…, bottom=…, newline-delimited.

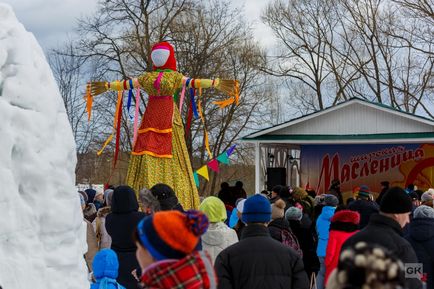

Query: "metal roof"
left=243, top=98, right=434, bottom=143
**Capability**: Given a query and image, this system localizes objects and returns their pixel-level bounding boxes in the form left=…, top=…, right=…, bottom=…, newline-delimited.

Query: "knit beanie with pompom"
left=137, top=210, right=209, bottom=260
left=328, top=242, right=405, bottom=289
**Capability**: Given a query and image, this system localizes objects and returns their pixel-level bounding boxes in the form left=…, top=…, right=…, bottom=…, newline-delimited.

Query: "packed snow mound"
left=0, top=3, right=88, bottom=289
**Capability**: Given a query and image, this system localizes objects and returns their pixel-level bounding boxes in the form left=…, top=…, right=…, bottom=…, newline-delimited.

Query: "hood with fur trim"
left=331, top=210, right=360, bottom=224
left=330, top=210, right=360, bottom=232
left=97, top=206, right=112, bottom=218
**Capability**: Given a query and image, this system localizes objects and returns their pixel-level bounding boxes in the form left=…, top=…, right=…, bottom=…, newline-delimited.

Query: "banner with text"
left=301, top=143, right=434, bottom=194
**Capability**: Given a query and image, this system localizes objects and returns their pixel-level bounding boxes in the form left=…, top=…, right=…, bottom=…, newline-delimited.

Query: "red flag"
left=207, top=159, right=220, bottom=173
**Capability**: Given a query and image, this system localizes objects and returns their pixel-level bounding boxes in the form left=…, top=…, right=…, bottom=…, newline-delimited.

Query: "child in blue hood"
left=91, top=249, right=126, bottom=289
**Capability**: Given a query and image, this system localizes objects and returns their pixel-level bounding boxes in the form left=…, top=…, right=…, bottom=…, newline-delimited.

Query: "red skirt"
left=133, top=96, right=174, bottom=158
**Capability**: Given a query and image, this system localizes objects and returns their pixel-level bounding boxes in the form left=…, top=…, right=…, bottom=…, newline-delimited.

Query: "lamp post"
left=268, top=153, right=275, bottom=168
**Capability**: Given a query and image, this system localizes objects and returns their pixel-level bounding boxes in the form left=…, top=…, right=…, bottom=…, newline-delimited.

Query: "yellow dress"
left=125, top=71, right=200, bottom=209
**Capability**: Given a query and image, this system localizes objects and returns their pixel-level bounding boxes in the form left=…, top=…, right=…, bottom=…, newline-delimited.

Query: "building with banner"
left=242, top=98, right=434, bottom=197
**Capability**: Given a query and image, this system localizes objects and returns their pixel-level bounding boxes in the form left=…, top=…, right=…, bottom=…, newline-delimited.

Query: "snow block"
left=0, top=4, right=88, bottom=289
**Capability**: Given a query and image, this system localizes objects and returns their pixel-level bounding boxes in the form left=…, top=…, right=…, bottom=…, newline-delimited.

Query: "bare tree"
left=168, top=0, right=269, bottom=194
left=262, top=0, right=337, bottom=110
left=49, top=43, right=113, bottom=152
left=262, top=0, right=433, bottom=117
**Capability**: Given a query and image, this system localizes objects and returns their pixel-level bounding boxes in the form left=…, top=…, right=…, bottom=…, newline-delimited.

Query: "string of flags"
left=193, top=144, right=236, bottom=187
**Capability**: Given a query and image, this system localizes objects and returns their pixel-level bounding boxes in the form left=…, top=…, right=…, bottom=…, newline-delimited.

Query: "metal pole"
left=255, top=142, right=261, bottom=194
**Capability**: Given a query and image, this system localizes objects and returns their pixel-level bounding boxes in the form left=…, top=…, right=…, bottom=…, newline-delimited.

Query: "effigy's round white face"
left=151, top=48, right=170, bottom=67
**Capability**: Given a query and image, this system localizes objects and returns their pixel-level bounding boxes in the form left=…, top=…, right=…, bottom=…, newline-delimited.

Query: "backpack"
left=281, top=229, right=303, bottom=258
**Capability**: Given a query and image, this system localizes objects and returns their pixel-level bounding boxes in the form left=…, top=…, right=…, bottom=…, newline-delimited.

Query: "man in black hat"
left=342, top=187, right=422, bottom=289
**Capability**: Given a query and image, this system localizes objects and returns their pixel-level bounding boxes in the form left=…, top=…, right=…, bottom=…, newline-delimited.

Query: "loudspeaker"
left=267, top=167, right=287, bottom=191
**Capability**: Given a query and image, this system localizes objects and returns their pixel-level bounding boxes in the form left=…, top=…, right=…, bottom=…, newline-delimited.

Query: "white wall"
left=274, top=102, right=434, bottom=135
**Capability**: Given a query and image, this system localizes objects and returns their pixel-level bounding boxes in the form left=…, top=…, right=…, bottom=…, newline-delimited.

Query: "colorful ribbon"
left=179, top=78, right=188, bottom=111
left=190, top=88, right=199, bottom=119
left=185, top=101, right=193, bottom=137
left=197, top=99, right=212, bottom=159
left=154, top=71, right=164, bottom=94
left=97, top=90, right=123, bottom=156
left=126, top=79, right=134, bottom=120
left=86, top=83, right=93, bottom=121
left=113, top=93, right=123, bottom=168
left=185, top=78, right=193, bottom=137
left=133, top=88, right=141, bottom=146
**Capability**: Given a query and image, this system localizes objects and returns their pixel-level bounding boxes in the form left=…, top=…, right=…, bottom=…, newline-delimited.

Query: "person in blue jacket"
left=91, top=249, right=126, bottom=289
left=315, top=194, right=338, bottom=289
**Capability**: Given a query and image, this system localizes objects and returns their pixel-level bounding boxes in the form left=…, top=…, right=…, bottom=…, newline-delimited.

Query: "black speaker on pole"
left=266, top=167, right=287, bottom=191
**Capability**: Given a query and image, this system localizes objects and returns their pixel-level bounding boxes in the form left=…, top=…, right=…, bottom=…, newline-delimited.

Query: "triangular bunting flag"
left=217, top=153, right=230, bottom=165
left=207, top=159, right=220, bottom=173
left=226, top=144, right=236, bottom=157
left=193, top=172, right=200, bottom=188
left=197, top=165, right=209, bottom=180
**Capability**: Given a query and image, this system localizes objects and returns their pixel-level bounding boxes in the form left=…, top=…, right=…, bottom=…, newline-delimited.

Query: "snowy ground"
left=0, top=3, right=88, bottom=288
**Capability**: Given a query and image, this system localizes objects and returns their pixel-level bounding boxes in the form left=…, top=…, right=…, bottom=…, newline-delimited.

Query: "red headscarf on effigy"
left=151, top=41, right=177, bottom=71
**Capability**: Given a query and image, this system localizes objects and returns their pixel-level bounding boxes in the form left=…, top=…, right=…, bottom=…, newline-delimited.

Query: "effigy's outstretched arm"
left=179, top=77, right=220, bottom=89
left=179, top=76, right=240, bottom=108
left=88, top=77, right=142, bottom=97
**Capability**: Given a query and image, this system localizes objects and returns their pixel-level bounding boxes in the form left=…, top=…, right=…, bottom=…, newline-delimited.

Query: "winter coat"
left=316, top=206, right=336, bottom=257
left=140, top=251, right=217, bottom=289
left=84, top=203, right=98, bottom=223
left=342, top=214, right=422, bottom=289
left=289, top=220, right=319, bottom=275
left=93, top=207, right=112, bottom=250
left=376, top=187, right=388, bottom=205
left=324, top=210, right=359, bottom=285
left=405, top=217, right=434, bottom=289
left=348, top=199, right=379, bottom=229
left=215, top=224, right=309, bottom=289
left=85, top=219, right=99, bottom=272
left=201, top=222, right=238, bottom=264
left=91, top=249, right=126, bottom=289
left=280, top=197, right=294, bottom=212
left=234, top=220, right=245, bottom=240
left=269, top=196, right=280, bottom=204
left=312, top=204, right=325, bottom=229
left=268, top=217, right=291, bottom=242
left=106, top=186, right=147, bottom=289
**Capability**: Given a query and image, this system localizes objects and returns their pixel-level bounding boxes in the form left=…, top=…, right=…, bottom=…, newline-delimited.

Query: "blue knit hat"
left=241, top=194, right=271, bottom=223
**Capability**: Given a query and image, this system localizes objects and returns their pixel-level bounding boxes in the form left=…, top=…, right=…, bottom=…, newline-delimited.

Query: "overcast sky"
left=2, top=0, right=276, bottom=51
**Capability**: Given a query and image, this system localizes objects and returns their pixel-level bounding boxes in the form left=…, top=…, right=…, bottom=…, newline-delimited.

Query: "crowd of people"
left=77, top=180, right=433, bottom=289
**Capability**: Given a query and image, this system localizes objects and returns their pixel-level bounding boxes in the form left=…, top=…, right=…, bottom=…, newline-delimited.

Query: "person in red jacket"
left=324, top=210, right=360, bottom=284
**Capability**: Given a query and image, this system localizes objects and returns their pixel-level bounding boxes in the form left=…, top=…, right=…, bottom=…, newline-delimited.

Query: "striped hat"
left=357, top=185, right=371, bottom=199
left=137, top=210, right=209, bottom=261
